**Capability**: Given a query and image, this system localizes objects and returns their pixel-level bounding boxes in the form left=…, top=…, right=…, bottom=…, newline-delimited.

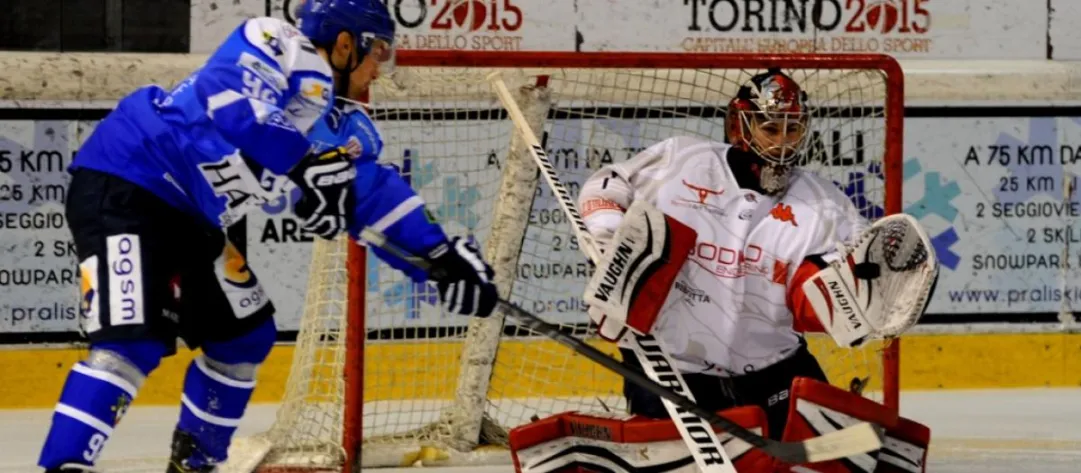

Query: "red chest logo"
left=769, top=203, right=798, bottom=227
left=682, top=180, right=724, bottom=204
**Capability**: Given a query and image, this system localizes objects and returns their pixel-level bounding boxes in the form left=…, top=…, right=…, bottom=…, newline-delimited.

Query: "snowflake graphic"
left=432, top=175, right=482, bottom=230
left=366, top=149, right=481, bottom=319
left=901, top=159, right=962, bottom=271
left=836, top=163, right=885, bottom=220
left=904, top=161, right=961, bottom=222
left=838, top=158, right=962, bottom=271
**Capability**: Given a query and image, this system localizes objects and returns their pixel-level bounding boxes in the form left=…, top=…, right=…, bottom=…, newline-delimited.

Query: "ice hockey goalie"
left=512, top=68, right=938, bottom=472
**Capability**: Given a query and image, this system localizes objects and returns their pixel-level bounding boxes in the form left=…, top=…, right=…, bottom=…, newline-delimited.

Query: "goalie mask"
left=725, top=68, right=810, bottom=195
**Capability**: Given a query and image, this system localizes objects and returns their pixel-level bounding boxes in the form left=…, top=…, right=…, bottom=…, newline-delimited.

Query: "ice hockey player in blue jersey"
left=35, top=1, right=496, bottom=472
left=309, top=100, right=499, bottom=318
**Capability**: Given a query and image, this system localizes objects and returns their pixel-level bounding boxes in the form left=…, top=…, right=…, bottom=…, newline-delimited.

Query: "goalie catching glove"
left=288, top=146, right=357, bottom=240
left=791, top=214, right=940, bottom=347
left=427, top=237, right=498, bottom=318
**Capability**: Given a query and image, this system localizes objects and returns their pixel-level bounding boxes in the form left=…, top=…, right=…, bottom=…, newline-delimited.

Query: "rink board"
left=2, top=332, right=1081, bottom=408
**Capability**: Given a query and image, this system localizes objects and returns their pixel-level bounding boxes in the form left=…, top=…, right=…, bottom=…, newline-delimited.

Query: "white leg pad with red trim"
left=779, top=378, right=929, bottom=473
left=509, top=408, right=775, bottom=473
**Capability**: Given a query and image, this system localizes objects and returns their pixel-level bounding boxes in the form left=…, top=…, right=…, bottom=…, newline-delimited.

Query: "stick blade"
left=764, top=422, right=884, bottom=464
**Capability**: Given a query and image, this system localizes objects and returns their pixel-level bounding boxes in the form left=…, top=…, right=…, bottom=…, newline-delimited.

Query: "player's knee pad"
left=778, top=377, right=929, bottom=473
left=91, top=339, right=169, bottom=376
left=509, top=408, right=774, bottom=473
left=201, top=316, right=277, bottom=369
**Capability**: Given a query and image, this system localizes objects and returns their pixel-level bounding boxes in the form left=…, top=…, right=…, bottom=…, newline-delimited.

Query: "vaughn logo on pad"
left=583, top=200, right=698, bottom=341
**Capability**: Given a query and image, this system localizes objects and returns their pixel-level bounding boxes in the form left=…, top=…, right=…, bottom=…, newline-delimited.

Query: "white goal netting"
left=234, top=52, right=902, bottom=472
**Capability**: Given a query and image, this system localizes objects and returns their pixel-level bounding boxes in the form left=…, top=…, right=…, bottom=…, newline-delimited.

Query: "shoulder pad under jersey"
left=241, top=17, right=333, bottom=134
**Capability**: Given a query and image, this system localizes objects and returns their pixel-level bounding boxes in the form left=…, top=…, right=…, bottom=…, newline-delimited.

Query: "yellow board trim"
left=1, top=332, right=1077, bottom=408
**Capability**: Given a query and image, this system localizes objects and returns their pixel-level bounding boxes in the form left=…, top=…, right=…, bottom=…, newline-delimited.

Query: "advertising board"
left=2, top=108, right=1078, bottom=338
left=190, top=0, right=1052, bottom=59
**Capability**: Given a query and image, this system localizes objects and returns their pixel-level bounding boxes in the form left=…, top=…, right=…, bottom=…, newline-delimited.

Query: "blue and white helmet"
left=291, top=0, right=396, bottom=67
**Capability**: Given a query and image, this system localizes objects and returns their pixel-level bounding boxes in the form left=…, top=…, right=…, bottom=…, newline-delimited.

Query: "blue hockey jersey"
left=308, top=101, right=448, bottom=282
left=71, top=17, right=333, bottom=228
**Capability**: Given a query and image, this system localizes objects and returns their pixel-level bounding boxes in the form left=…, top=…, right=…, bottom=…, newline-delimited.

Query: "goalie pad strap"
left=877, top=416, right=931, bottom=473
left=509, top=409, right=773, bottom=473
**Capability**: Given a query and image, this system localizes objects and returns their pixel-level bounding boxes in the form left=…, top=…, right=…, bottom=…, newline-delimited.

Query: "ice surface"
left=3, top=389, right=1080, bottom=472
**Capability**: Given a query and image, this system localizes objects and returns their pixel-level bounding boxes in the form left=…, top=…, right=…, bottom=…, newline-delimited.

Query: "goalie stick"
left=357, top=227, right=883, bottom=465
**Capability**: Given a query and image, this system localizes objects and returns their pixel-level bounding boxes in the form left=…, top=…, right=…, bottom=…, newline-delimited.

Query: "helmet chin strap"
left=329, top=34, right=365, bottom=98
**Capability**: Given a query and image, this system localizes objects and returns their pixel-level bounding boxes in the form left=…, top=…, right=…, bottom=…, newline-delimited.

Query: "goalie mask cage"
left=237, top=51, right=903, bottom=472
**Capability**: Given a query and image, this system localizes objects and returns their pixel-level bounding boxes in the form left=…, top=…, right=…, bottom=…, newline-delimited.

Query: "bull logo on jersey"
left=769, top=203, right=799, bottom=227
left=674, top=180, right=725, bottom=217
left=682, top=180, right=724, bottom=204
left=220, top=242, right=257, bottom=289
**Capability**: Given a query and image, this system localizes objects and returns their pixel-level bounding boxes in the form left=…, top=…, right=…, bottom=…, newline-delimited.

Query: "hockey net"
left=235, top=51, right=903, bottom=472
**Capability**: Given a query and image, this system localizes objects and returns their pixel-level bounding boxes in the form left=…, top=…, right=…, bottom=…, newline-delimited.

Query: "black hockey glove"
left=427, top=237, right=498, bottom=318
left=288, top=146, right=356, bottom=240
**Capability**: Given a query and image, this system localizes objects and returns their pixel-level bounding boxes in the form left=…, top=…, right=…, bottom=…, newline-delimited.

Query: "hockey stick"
left=357, top=227, right=883, bottom=464
left=482, top=72, right=884, bottom=464
left=486, top=73, right=737, bottom=473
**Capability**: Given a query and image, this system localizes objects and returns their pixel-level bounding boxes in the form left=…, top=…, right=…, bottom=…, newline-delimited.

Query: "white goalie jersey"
left=579, top=136, right=869, bottom=376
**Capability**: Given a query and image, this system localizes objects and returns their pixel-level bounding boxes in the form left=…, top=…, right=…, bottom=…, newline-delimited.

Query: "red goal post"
left=239, top=51, right=904, bottom=472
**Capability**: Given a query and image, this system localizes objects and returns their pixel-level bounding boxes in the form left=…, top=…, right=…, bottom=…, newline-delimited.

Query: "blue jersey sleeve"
left=349, top=162, right=448, bottom=282
left=197, top=18, right=333, bottom=175
left=194, top=64, right=309, bottom=175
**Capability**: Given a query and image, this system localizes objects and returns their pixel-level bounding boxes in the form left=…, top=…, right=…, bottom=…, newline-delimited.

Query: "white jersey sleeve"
left=579, top=137, right=712, bottom=250
left=783, top=170, right=871, bottom=272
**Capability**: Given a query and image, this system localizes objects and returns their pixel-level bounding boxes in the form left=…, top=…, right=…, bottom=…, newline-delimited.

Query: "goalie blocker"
left=583, top=200, right=697, bottom=341
left=509, top=378, right=929, bottom=473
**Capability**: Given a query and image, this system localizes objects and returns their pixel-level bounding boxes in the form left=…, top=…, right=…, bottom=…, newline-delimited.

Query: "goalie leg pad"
left=779, top=378, right=905, bottom=473
left=584, top=200, right=698, bottom=341
left=509, top=409, right=774, bottom=473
